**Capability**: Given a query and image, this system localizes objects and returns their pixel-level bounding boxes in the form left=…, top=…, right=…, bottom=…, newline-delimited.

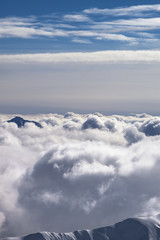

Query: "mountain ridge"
left=7, top=116, right=42, bottom=128
left=2, top=217, right=160, bottom=240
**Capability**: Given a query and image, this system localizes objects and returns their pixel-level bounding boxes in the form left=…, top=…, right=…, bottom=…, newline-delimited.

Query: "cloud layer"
left=1, top=51, right=160, bottom=64
left=1, top=113, right=160, bottom=237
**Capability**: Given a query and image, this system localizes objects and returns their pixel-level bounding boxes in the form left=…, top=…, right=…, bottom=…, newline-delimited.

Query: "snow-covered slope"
left=2, top=217, right=160, bottom=240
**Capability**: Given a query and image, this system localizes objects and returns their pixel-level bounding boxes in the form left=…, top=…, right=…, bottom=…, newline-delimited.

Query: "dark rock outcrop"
left=8, top=116, right=42, bottom=128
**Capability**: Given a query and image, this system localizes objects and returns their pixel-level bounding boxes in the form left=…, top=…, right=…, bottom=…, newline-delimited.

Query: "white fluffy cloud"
left=1, top=113, right=160, bottom=237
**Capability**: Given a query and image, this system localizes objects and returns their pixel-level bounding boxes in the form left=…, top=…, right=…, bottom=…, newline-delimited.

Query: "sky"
left=1, top=0, right=160, bottom=114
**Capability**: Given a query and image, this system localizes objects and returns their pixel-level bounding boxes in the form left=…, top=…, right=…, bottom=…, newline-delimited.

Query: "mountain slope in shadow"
left=8, top=116, right=42, bottom=128
left=2, top=217, right=160, bottom=240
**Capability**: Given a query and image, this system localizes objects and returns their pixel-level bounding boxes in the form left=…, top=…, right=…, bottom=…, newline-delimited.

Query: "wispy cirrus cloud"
left=1, top=4, right=160, bottom=49
left=72, top=38, right=92, bottom=44
left=112, top=17, right=160, bottom=27
left=0, top=17, right=134, bottom=42
left=0, top=17, right=69, bottom=38
left=83, top=4, right=160, bottom=16
left=90, top=17, right=160, bottom=36
left=63, top=14, right=91, bottom=22
left=68, top=30, right=135, bottom=41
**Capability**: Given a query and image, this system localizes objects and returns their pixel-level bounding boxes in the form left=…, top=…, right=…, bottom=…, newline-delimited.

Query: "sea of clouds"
left=1, top=112, right=160, bottom=238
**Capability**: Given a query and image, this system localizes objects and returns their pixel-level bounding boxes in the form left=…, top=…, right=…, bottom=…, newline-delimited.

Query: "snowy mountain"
left=2, top=217, right=160, bottom=240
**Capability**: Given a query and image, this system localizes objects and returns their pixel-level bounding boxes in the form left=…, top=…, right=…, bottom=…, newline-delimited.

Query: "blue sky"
left=1, top=1, right=160, bottom=114
left=2, top=0, right=158, bottom=16
left=1, top=1, right=160, bottom=53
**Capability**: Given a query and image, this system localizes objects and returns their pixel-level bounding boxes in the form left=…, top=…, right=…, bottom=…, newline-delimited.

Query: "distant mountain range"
left=2, top=217, right=160, bottom=240
left=8, top=116, right=42, bottom=128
